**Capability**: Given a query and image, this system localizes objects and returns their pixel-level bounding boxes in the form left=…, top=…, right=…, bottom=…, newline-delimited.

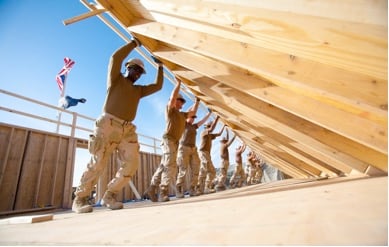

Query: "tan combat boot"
left=189, top=186, right=200, bottom=197
left=215, top=183, right=226, bottom=191
left=72, top=196, right=93, bottom=213
left=176, top=185, right=184, bottom=198
left=159, top=189, right=170, bottom=202
left=102, top=191, right=123, bottom=210
left=197, top=178, right=205, bottom=195
left=204, top=182, right=216, bottom=194
left=146, top=185, right=158, bottom=202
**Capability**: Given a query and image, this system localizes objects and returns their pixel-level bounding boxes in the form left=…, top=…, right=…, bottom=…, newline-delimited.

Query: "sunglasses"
left=127, top=65, right=144, bottom=74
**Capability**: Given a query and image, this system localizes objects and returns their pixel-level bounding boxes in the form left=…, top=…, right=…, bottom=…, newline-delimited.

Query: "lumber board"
left=0, top=214, right=53, bottom=225
left=156, top=47, right=386, bottom=124
left=140, top=0, right=387, bottom=26
left=129, top=20, right=387, bottom=112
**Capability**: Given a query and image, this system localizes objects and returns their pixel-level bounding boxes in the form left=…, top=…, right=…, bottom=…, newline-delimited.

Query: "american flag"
left=56, top=57, right=75, bottom=95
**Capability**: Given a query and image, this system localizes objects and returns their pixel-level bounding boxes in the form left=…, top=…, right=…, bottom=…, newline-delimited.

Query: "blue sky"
left=0, top=0, right=239, bottom=185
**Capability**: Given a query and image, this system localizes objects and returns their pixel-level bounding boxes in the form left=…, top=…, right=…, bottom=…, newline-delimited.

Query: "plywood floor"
left=0, top=176, right=387, bottom=245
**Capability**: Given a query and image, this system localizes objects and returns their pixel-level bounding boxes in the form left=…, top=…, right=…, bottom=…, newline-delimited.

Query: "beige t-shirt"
left=235, top=149, right=244, bottom=164
left=163, top=105, right=188, bottom=142
left=199, top=130, right=218, bottom=152
left=179, top=122, right=198, bottom=147
left=220, top=142, right=229, bottom=160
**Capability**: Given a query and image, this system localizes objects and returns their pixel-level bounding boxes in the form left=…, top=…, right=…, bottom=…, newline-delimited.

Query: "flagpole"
left=55, top=57, right=75, bottom=134
left=56, top=78, right=66, bottom=133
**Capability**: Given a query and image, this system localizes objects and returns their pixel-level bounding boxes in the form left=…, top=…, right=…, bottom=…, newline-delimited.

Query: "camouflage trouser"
left=75, top=114, right=139, bottom=198
left=216, top=159, right=229, bottom=186
left=246, top=163, right=256, bottom=185
left=176, top=145, right=200, bottom=188
left=198, top=151, right=216, bottom=189
left=254, top=166, right=263, bottom=184
left=150, top=137, right=178, bottom=191
left=229, top=162, right=246, bottom=187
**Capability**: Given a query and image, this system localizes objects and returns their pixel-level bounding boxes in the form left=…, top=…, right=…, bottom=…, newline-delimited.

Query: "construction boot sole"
left=159, top=196, right=170, bottom=202
left=147, top=191, right=158, bottom=202
left=72, top=205, right=93, bottom=214
left=176, top=193, right=185, bottom=198
left=105, top=203, right=123, bottom=210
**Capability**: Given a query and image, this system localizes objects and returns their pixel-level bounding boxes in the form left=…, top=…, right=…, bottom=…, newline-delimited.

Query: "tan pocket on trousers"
left=88, top=134, right=100, bottom=155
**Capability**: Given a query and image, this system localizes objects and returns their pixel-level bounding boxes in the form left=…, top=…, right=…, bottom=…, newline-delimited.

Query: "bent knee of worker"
left=162, top=165, right=177, bottom=177
left=176, top=155, right=188, bottom=168
left=118, top=142, right=140, bottom=161
left=88, top=134, right=104, bottom=155
left=162, top=152, right=177, bottom=165
left=116, top=164, right=138, bottom=177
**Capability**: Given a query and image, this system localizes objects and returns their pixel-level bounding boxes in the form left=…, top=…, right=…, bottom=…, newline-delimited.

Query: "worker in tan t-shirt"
left=72, top=38, right=164, bottom=213
left=229, top=142, right=246, bottom=188
left=253, top=155, right=265, bottom=184
left=147, top=78, right=196, bottom=202
left=197, top=116, right=225, bottom=194
left=175, top=100, right=211, bottom=198
left=246, top=150, right=259, bottom=185
left=215, top=128, right=236, bottom=191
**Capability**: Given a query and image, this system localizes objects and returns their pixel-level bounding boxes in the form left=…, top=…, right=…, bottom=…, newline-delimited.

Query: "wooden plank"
left=63, top=8, right=106, bottom=25
left=97, top=0, right=137, bottom=26
left=60, top=137, right=72, bottom=209
left=136, top=22, right=387, bottom=118
left=140, top=0, right=388, bottom=26
left=14, top=132, right=46, bottom=210
left=0, top=214, right=53, bottom=225
left=128, top=16, right=386, bottom=81
left=156, top=47, right=386, bottom=124
left=136, top=0, right=387, bottom=79
left=0, top=127, right=27, bottom=211
left=33, top=134, right=47, bottom=208
left=135, top=19, right=387, bottom=115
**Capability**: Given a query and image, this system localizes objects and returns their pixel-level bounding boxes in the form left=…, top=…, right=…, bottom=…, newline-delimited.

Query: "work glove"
left=151, top=55, right=163, bottom=65
left=131, top=36, right=141, bottom=47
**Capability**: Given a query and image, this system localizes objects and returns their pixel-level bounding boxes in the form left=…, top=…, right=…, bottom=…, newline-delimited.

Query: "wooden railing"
left=0, top=88, right=162, bottom=154
left=0, top=89, right=163, bottom=214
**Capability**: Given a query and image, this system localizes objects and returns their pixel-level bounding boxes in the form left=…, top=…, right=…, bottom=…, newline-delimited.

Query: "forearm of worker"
left=217, top=125, right=226, bottom=135
left=228, top=135, right=236, bottom=146
left=190, top=100, right=200, bottom=112
left=107, top=42, right=137, bottom=86
left=167, top=80, right=181, bottom=108
left=141, top=66, right=164, bottom=96
left=216, top=128, right=224, bottom=136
